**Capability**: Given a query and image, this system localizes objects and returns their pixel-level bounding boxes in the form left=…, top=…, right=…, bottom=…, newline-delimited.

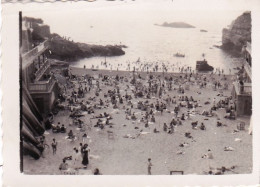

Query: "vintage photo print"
left=1, top=0, right=260, bottom=186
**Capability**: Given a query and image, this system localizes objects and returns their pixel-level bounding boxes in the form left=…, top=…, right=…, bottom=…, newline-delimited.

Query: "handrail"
left=22, top=40, right=48, bottom=59
left=35, top=60, right=50, bottom=81
left=22, top=40, right=49, bottom=69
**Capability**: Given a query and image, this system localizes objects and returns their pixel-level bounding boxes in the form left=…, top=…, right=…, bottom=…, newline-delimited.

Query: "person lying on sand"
left=201, top=149, right=213, bottom=159
left=217, top=121, right=226, bottom=127
left=176, top=150, right=185, bottom=155
left=185, top=132, right=192, bottom=139
left=153, top=128, right=159, bottom=133
left=179, top=142, right=189, bottom=147
left=204, top=166, right=237, bottom=175
left=224, top=146, right=235, bottom=151
left=59, top=159, right=69, bottom=171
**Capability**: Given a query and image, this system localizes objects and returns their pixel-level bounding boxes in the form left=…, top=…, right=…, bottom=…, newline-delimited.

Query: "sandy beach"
left=23, top=67, right=252, bottom=175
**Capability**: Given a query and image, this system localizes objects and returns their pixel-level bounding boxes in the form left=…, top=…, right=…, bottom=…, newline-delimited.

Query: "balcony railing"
left=35, top=60, right=50, bottom=81
left=21, top=40, right=49, bottom=69
left=28, top=75, right=56, bottom=93
left=234, top=81, right=251, bottom=96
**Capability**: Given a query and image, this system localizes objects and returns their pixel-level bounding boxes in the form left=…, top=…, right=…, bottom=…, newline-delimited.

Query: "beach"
left=23, top=67, right=252, bottom=175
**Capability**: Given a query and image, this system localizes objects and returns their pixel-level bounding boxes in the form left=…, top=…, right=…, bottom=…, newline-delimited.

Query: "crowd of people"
left=34, top=62, right=250, bottom=175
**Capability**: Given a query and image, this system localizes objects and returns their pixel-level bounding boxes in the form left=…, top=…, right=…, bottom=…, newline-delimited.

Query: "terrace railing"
left=21, top=40, right=49, bottom=69
left=28, top=75, right=55, bottom=93
left=234, top=81, right=251, bottom=96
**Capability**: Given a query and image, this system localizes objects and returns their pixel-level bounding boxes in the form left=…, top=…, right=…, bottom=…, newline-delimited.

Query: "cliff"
left=24, top=17, right=125, bottom=61
left=155, top=22, right=195, bottom=28
left=48, top=36, right=125, bottom=61
left=221, top=12, right=251, bottom=55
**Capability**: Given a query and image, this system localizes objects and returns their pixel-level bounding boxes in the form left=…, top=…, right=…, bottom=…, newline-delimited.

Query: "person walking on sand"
left=51, top=138, right=57, bottom=155
left=147, top=158, right=153, bottom=175
left=82, top=144, right=90, bottom=168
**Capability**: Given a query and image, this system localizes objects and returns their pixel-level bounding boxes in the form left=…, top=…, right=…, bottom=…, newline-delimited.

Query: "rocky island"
left=24, top=17, right=125, bottom=62
left=155, top=22, right=195, bottom=28
left=221, top=11, right=251, bottom=55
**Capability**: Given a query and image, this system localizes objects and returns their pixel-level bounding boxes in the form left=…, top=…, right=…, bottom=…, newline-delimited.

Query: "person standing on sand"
left=51, top=138, right=57, bottom=155
left=207, top=149, right=213, bottom=159
left=147, top=158, right=153, bottom=175
left=82, top=144, right=89, bottom=168
left=39, top=136, right=48, bottom=158
left=73, top=149, right=81, bottom=168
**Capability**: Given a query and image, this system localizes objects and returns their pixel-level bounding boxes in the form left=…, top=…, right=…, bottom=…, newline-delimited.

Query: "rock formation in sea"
left=196, top=60, right=214, bottom=72
left=25, top=17, right=125, bottom=61
left=221, top=11, right=251, bottom=55
left=155, top=22, right=195, bottom=28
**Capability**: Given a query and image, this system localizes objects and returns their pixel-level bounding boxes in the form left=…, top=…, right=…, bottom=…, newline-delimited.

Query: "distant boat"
left=200, top=29, right=208, bottom=32
left=174, top=53, right=185, bottom=57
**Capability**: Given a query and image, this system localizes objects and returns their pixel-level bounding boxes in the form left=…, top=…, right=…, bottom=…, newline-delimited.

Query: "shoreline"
left=68, top=54, right=243, bottom=75
left=68, top=66, right=237, bottom=78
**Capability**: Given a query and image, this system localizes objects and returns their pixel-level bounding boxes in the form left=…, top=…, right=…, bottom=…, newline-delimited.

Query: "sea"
left=24, top=1, right=246, bottom=74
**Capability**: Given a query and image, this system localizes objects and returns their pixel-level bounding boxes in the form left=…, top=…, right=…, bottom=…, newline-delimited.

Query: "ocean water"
left=24, top=2, right=246, bottom=73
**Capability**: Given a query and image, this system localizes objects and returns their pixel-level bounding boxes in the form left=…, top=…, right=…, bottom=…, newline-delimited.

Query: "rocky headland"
left=221, top=11, right=251, bottom=55
left=25, top=17, right=125, bottom=62
left=155, top=22, right=195, bottom=28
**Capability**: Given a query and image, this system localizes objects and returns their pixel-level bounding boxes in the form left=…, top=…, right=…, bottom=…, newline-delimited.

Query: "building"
left=232, top=42, right=252, bottom=116
left=20, top=16, right=58, bottom=161
left=21, top=17, right=58, bottom=115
